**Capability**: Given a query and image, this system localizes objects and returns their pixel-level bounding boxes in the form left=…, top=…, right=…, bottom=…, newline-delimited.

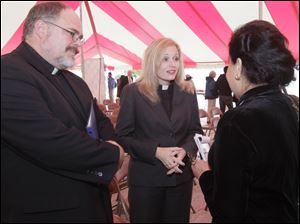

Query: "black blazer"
left=119, top=75, right=133, bottom=97
left=116, top=83, right=203, bottom=187
left=1, top=42, right=120, bottom=221
left=200, top=85, right=299, bottom=223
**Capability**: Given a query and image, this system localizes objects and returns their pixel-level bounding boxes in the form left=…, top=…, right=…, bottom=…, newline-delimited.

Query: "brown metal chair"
left=110, top=155, right=130, bottom=222
left=199, top=109, right=214, bottom=136
left=211, top=106, right=223, bottom=117
left=107, top=102, right=120, bottom=111
left=103, top=99, right=112, bottom=105
left=98, top=103, right=106, bottom=112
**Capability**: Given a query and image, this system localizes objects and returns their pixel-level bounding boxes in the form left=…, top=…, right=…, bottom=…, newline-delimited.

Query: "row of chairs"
left=98, top=99, right=120, bottom=127
left=197, top=107, right=223, bottom=212
left=98, top=100, right=128, bottom=222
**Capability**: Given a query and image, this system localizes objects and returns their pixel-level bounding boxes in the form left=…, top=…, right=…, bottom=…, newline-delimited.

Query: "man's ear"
left=34, top=20, right=48, bottom=39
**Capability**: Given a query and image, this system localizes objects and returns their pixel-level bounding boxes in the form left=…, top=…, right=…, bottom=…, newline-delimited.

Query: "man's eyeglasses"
left=43, top=20, right=85, bottom=44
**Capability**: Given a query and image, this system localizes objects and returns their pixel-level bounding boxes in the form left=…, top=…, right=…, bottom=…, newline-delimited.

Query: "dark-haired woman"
left=192, top=20, right=298, bottom=223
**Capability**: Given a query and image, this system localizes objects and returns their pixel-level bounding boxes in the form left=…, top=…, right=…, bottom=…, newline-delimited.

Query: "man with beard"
left=1, top=2, right=124, bottom=223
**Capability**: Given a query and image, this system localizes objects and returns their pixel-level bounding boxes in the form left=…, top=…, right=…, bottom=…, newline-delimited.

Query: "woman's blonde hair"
left=136, top=38, right=195, bottom=103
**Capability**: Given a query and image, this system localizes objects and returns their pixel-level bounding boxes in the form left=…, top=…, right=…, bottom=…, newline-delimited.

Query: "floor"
left=111, top=178, right=212, bottom=223
left=190, top=179, right=212, bottom=223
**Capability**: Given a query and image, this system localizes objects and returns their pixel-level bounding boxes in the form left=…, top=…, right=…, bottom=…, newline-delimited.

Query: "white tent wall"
left=82, top=58, right=106, bottom=104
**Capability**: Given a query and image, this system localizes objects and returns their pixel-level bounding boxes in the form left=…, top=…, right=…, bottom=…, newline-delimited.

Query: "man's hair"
left=22, top=2, right=69, bottom=41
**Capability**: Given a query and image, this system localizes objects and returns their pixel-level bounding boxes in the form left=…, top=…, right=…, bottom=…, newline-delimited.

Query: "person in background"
left=107, top=71, right=117, bottom=102
left=216, top=66, right=233, bottom=114
left=1, top=2, right=124, bottom=222
left=116, top=38, right=203, bottom=223
left=116, top=75, right=124, bottom=98
left=185, top=74, right=192, bottom=81
left=119, top=70, right=133, bottom=98
left=192, top=20, right=298, bottom=223
left=205, top=70, right=218, bottom=123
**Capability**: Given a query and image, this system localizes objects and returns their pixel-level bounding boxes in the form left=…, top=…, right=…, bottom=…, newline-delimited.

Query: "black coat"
left=216, top=74, right=232, bottom=96
left=1, top=42, right=120, bottom=222
left=205, top=76, right=218, bottom=99
left=118, top=75, right=133, bottom=98
left=200, top=85, right=299, bottom=223
left=116, top=83, right=203, bottom=187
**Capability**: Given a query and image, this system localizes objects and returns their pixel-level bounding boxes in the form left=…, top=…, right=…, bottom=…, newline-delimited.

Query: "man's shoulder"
left=123, top=82, right=138, bottom=93
left=2, top=50, right=25, bottom=67
left=1, top=51, right=35, bottom=80
left=217, top=74, right=225, bottom=80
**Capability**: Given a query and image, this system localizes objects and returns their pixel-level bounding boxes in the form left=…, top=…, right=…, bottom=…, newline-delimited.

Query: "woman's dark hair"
left=223, top=66, right=228, bottom=74
left=229, top=20, right=296, bottom=86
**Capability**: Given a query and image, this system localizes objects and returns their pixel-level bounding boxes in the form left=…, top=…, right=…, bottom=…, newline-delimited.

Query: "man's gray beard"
left=56, top=56, right=74, bottom=70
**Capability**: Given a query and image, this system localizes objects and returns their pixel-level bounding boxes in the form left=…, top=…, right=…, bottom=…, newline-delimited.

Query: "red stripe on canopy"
left=1, top=22, right=24, bottom=55
left=77, top=34, right=142, bottom=69
left=167, top=1, right=232, bottom=63
left=93, top=1, right=196, bottom=68
left=265, top=1, right=299, bottom=60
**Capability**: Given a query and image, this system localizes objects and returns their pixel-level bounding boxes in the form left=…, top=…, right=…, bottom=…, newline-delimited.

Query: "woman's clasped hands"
left=155, top=147, right=186, bottom=175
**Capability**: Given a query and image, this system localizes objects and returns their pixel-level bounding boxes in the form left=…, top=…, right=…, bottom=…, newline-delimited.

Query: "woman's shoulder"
left=122, top=82, right=139, bottom=96
left=220, top=107, right=256, bottom=129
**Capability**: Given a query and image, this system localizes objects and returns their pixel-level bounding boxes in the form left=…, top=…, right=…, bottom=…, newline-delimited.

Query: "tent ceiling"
left=1, top=1, right=299, bottom=70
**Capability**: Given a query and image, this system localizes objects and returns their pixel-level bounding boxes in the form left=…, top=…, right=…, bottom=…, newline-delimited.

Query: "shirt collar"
left=16, top=42, right=60, bottom=77
left=51, top=67, right=59, bottom=75
left=238, top=84, right=281, bottom=106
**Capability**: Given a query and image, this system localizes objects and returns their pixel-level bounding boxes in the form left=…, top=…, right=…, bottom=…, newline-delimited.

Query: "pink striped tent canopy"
left=1, top=1, right=298, bottom=70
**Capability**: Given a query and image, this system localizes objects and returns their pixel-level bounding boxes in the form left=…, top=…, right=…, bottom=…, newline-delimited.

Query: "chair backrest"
left=98, top=103, right=106, bottom=111
left=199, top=109, right=209, bottom=118
left=108, top=155, right=130, bottom=193
left=103, top=99, right=112, bottom=105
left=211, top=116, right=220, bottom=130
left=211, top=107, right=223, bottom=117
left=107, top=103, right=119, bottom=110
left=115, top=154, right=130, bottom=183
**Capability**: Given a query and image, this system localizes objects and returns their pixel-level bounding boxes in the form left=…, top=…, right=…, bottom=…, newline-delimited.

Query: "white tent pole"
left=84, top=1, right=105, bottom=103
left=258, top=1, right=263, bottom=20
left=80, top=1, right=85, bottom=80
left=84, top=1, right=103, bottom=59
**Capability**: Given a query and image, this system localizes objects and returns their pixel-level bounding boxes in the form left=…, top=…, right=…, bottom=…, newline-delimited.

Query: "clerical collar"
left=162, top=85, right=169, bottom=90
left=51, top=67, right=59, bottom=75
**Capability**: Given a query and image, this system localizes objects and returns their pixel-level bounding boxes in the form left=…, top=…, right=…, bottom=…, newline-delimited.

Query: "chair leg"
left=190, top=205, right=196, bottom=214
left=115, top=181, right=130, bottom=221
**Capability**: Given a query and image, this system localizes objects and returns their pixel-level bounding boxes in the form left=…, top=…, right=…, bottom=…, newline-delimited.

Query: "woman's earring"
left=235, top=74, right=240, bottom=80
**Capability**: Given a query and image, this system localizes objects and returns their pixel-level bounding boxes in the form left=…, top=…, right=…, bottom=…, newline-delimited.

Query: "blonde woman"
left=116, top=38, right=203, bottom=223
